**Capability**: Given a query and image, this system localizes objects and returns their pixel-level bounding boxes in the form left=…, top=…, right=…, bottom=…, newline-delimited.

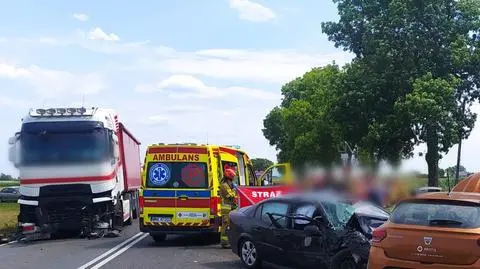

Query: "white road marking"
left=0, top=240, right=18, bottom=247
left=90, top=233, right=148, bottom=269
left=77, top=232, right=144, bottom=269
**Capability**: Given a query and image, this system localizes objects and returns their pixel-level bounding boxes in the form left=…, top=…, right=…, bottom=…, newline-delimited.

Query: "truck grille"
left=46, top=203, right=90, bottom=224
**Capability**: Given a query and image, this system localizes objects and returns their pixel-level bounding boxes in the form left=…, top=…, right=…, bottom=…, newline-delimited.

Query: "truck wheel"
left=125, top=200, right=133, bottom=226
left=132, top=192, right=139, bottom=220
left=151, top=234, right=166, bottom=242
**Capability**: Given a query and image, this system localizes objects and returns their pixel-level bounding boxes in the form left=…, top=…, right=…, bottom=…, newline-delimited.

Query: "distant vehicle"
left=8, top=107, right=141, bottom=239
left=0, top=186, right=20, bottom=202
left=368, top=192, right=480, bottom=269
left=227, top=191, right=389, bottom=269
left=414, top=187, right=442, bottom=195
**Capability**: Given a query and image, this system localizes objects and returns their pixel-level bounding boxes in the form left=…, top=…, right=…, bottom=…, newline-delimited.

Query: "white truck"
left=8, top=107, right=142, bottom=239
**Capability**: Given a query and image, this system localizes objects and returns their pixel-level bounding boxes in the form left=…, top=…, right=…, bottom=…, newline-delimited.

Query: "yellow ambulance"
left=139, top=143, right=256, bottom=241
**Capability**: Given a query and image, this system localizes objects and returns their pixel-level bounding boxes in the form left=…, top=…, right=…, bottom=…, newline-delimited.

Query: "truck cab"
left=8, top=107, right=141, bottom=238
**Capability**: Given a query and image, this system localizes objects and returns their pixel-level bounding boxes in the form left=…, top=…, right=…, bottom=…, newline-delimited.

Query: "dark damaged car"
left=227, top=192, right=390, bottom=269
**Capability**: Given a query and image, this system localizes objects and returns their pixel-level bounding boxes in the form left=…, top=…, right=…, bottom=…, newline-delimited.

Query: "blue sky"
left=0, top=0, right=478, bottom=176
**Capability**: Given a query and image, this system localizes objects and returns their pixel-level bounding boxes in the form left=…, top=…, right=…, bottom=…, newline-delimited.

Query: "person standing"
left=219, top=168, right=238, bottom=248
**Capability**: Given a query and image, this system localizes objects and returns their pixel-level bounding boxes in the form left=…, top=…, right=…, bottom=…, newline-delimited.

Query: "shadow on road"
left=201, top=260, right=282, bottom=269
left=6, top=230, right=85, bottom=248
left=201, top=260, right=244, bottom=269
left=140, top=234, right=220, bottom=249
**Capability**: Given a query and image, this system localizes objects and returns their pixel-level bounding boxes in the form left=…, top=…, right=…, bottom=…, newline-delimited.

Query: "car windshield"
left=320, top=200, right=355, bottom=230
left=20, top=121, right=111, bottom=165
left=391, top=200, right=480, bottom=228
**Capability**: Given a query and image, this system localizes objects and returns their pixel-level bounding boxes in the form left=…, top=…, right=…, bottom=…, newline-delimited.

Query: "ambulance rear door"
left=144, top=146, right=211, bottom=227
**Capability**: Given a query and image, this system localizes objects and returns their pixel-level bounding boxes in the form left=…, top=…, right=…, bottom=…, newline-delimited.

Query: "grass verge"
left=0, top=203, right=19, bottom=239
left=0, top=181, right=20, bottom=188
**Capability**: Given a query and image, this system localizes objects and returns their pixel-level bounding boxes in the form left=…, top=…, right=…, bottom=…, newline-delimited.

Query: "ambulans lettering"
left=152, top=154, right=200, bottom=162
left=251, top=191, right=283, bottom=198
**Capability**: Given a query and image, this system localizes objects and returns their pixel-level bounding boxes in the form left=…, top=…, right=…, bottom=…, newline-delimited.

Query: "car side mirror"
left=304, top=225, right=321, bottom=236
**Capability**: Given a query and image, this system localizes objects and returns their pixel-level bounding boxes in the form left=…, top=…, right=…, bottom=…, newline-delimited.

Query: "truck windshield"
left=146, top=162, right=208, bottom=189
left=19, top=121, right=111, bottom=165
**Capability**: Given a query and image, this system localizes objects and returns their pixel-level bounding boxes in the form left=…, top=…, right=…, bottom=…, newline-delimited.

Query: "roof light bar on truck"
left=56, top=108, right=66, bottom=115
left=36, top=109, right=46, bottom=116
left=66, top=108, right=77, bottom=115
left=30, top=107, right=94, bottom=117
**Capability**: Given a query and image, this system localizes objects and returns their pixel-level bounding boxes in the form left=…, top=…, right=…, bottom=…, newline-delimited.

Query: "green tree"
left=251, top=158, right=274, bottom=171
left=0, top=173, right=15, bottom=181
left=263, top=65, right=342, bottom=167
left=322, top=0, right=480, bottom=186
left=439, top=168, right=446, bottom=178
left=395, top=74, right=461, bottom=186
left=446, top=165, right=467, bottom=177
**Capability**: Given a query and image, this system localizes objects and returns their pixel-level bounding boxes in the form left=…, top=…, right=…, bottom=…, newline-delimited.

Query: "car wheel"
left=151, top=234, right=167, bottom=242
left=331, top=249, right=359, bottom=269
left=239, top=239, right=261, bottom=268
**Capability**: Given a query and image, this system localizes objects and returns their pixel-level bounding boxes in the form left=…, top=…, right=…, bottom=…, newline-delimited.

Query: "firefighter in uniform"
left=220, top=168, right=238, bottom=248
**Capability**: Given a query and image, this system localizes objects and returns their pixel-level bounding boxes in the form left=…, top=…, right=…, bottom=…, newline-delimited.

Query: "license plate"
left=177, top=212, right=207, bottom=219
left=151, top=216, right=172, bottom=223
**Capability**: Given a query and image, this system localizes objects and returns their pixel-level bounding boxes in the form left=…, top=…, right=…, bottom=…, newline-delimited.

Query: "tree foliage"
left=0, top=173, right=17, bottom=181
left=321, top=0, right=480, bottom=186
left=251, top=158, right=274, bottom=171
left=263, top=66, right=343, bottom=167
left=446, top=165, right=467, bottom=177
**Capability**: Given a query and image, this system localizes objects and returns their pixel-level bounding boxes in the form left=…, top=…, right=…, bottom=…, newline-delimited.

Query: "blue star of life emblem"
left=149, top=163, right=171, bottom=186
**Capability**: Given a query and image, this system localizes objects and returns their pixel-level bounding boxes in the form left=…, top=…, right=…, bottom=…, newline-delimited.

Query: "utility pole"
left=455, top=98, right=467, bottom=185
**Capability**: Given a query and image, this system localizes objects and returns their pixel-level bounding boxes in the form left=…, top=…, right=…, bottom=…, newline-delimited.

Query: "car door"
left=0, top=188, right=14, bottom=202
left=8, top=188, right=19, bottom=202
left=286, top=203, right=330, bottom=268
left=250, top=201, right=290, bottom=265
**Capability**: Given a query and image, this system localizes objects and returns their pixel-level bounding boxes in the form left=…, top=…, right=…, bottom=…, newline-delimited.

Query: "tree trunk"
left=425, top=126, right=440, bottom=187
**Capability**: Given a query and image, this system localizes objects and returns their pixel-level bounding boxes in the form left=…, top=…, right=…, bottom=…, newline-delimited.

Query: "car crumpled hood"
left=338, top=201, right=390, bottom=263
left=352, top=201, right=390, bottom=219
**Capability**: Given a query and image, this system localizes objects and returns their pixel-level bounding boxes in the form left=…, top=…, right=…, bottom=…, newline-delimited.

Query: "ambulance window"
left=236, top=153, right=247, bottom=186
left=146, top=162, right=208, bottom=189
left=223, top=161, right=240, bottom=185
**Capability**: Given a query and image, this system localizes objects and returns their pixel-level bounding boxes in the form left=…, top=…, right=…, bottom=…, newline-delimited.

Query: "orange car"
left=368, top=191, right=480, bottom=269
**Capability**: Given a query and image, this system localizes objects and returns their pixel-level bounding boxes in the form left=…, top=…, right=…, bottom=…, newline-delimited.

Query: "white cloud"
left=145, top=115, right=170, bottom=125
left=0, top=33, right=351, bottom=84
left=73, top=13, right=89, bottom=22
left=136, top=74, right=280, bottom=100
left=139, top=49, right=351, bottom=84
left=134, top=83, right=159, bottom=93
left=0, top=62, right=106, bottom=98
left=87, top=27, right=120, bottom=42
left=229, top=0, right=276, bottom=22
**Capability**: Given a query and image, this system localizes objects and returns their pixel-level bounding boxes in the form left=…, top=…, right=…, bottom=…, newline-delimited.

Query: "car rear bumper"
left=368, top=246, right=480, bottom=269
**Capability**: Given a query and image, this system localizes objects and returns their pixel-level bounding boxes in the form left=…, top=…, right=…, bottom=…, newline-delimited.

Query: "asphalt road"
left=0, top=220, right=282, bottom=269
